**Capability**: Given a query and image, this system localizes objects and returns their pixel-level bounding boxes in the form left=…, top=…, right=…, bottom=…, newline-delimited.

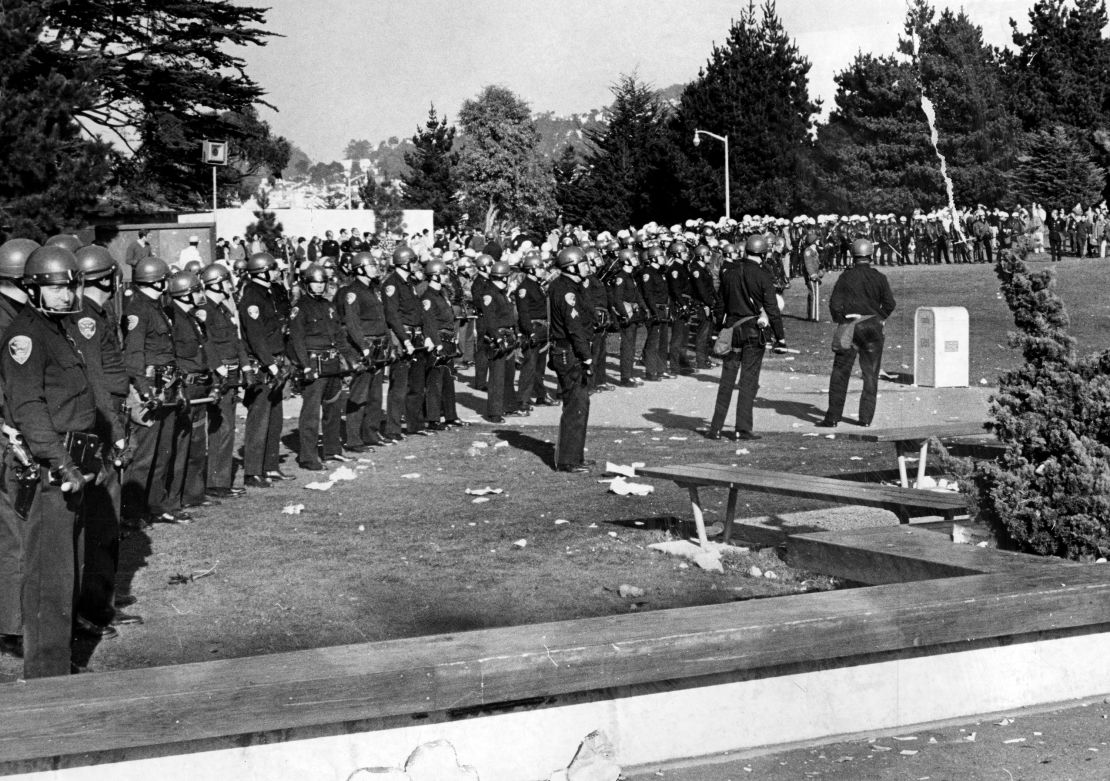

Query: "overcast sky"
left=243, top=0, right=1034, bottom=161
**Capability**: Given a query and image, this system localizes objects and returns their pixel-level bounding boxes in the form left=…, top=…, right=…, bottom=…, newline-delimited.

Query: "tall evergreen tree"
left=0, top=0, right=113, bottom=239
left=670, top=1, right=819, bottom=217
left=401, top=106, right=461, bottom=228
left=572, top=74, right=678, bottom=229
left=552, top=145, right=588, bottom=226
left=360, top=178, right=406, bottom=235
left=456, top=85, right=556, bottom=230
left=1011, top=126, right=1106, bottom=207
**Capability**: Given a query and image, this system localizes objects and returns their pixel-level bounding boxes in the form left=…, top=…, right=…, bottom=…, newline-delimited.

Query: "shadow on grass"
left=491, top=428, right=556, bottom=469
left=642, top=406, right=705, bottom=431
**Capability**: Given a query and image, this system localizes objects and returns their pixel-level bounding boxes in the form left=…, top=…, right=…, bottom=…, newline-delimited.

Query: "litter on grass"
left=493, top=441, right=510, bottom=449
left=471, top=497, right=490, bottom=504
left=304, top=481, right=335, bottom=491
left=401, top=473, right=420, bottom=479
left=281, top=504, right=305, bottom=515
left=465, top=487, right=503, bottom=496
left=329, top=466, right=358, bottom=481
left=512, top=539, right=527, bottom=549
left=608, top=476, right=653, bottom=496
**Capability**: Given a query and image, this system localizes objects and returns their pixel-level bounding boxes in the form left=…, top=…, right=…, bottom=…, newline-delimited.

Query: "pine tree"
left=670, top=1, right=819, bottom=217
left=401, top=105, right=461, bottom=228
left=245, top=190, right=283, bottom=249
left=1011, top=127, right=1107, bottom=208
left=552, top=145, right=587, bottom=226
left=948, top=238, right=1110, bottom=558
left=0, top=1, right=113, bottom=239
left=360, top=179, right=406, bottom=236
left=456, top=85, right=557, bottom=230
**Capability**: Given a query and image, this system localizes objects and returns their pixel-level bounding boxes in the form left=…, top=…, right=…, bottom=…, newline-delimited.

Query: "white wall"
left=178, top=208, right=434, bottom=242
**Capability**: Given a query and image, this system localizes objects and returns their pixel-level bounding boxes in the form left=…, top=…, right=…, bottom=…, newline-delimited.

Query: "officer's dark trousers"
left=207, top=387, right=237, bottom=490
left=243, top=382, right=283, bottom=477
left=387, top=354, right=429, bottom=436
left=516, top=344, right=545, bottom=407
left=643, top=321, right=665, bottom=377
left=122, top=406, right=174, bottom=518
left=473, top=338, right=489, bottom=390
left=346, top=370, right=384, bottom=444
left=551, top=348, right=590, bottom=468
left=23, top=475, right=83, bottom=678
left=618, top=323, right=638, bottom=382
left=485, top=350, right=515, bottom=418
left=166, top=388, right=209, bottom=510
left=589, top=331, right=609, bottom=387
left=934, top=241, right=950, bottom=264
left=694, top=315, right=713, bottom=366
left=78, top=467, right=120, bottom=627
left=824, top=318, right=885, bottom=426
left=299, top=372, right=342, bottom=464
left=425, top=361, right=456, bottom=422
left=710, top=330, right=766, bottom=435
left=0, top=463, right=21, bottom=636
left=668, top=317, right=691, bottom=371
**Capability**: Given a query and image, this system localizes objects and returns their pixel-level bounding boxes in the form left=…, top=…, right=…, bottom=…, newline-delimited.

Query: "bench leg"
left=687, top=485, right=710, bottom=549
left=917, top=441, right=929, bottom=488
left=722, top=488, right=738, bottom=545
left=895, top=506, right=910, bottom=524
left=896, top=454, right=910, bottom=489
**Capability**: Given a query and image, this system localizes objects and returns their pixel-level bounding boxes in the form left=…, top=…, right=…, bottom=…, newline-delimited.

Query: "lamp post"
left=692, top=129, right=730, bottom=221
left=341, top=158, right=373, bottom=209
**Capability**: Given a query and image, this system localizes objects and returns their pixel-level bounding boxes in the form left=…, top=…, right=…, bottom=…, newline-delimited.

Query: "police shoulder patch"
left=642, top=273, right=650, bottom=282
left=615, top=277, right=623, bottom=286
left=247, top=305, right=260, bottom=320
left=8, top=336, right=31, bottom=365
left=422, top=298, right=432, bottom=311
left=126, top=314, right=139, bottom=332
left=346, top=292, right=357, bottom=305
left=77, top=317, right=96, bottom=340
left=482, top=294, right=492, bottom=307
left=692, top=270, right=700, bottom=278
left=385, top=285, right=396, bottom=297
left=194, top=308, right=207, bottom=323
left=518, top=288, right=527, bottom=298
left=671, top=270, right=679, bottom=278
left=290, top=306, right=299, bottom=320
left=564, top=292, right=576, bottom=307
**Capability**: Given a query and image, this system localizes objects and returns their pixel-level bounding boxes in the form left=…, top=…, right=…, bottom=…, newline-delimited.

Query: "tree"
left=570, top=74, right=679, bottom=228
left=284, top=144, right=312, bottom=180
left=948, top=238, right=1110, bottom=558
left=360, top=178, right=406, bottom=236
left=456, top=85, right=556, bottom=230
left=0, top=1, right=113, bottom=239
left=219, top=107, right=291, bottom=204
left=1011, top=126, right=1106, bottom=208
left=39, top=0, right=285, bottom=209
left=308, top=161, right=344, bottom=187
left=669, top=1, right=820, bottom=217
left=344, top=139, right=374, bottom=160
left=401, top=105, right=461, bottom=227
left=553, top=145, right=588, bottom=226
left=245, top=190, right=283, bottom=248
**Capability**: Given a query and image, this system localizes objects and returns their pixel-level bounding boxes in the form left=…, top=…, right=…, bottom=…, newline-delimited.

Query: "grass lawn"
left=2, top=252, right=1106, bottom=681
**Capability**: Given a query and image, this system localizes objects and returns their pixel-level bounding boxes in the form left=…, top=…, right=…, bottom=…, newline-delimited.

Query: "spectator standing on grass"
left=816, top=238, right=896, bottom=429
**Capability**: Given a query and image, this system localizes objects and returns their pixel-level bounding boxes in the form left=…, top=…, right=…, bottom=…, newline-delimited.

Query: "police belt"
left=403, top=325, right=424, bottom=340
left=183, top=371, right=212, bottom=385
left=530, top=318, right=548, bottom=326
left=308, top=348, right=339, bottom=361
left=552, top=338, right=574, bottom=349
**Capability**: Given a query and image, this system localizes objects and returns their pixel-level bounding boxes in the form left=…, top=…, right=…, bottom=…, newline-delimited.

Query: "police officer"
left=121, top=256, right=184, bottom=523
left=607, top=247, right=645, bottom=387
left=802, top=232, right=823, bottom=322
left=197, top=263, right=248, bottom=498
left=0, top=238, right=34, bottom=659
left=477, top=261, right=520, bottom=423
left=289, top=264, right=359, bottom=469
left=382, top=246, right=438, bottom=440
left=2, top=245, right=97, bottom=677
left=548, top=247, right=595, bottom=472
left=816, top=238, right=896, bottom=429
left=581, top=248, right=613, bottom=391
left=164, top=270, right=213, bottom=513
left=707, top=235, right=786, bottom=441
left=68, top=245, right=139, bottom=635
left=689, top=244, right=722, bottom=368
left=339, top=252, right=390, bottom=449
left=238, top=252, right=290, bottom=487
left=639, top=246, right=671, bottom=381
left=514, top=251, right=552, bottom=408
left=421, top=260, right=462, bottom=429
left=469, top=254, right=494, bottom=391
left=664, top=241, right=695, bottom=375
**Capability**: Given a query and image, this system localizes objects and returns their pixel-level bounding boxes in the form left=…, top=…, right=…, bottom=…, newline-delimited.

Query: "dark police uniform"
left=66, top=297, right=128, bottom=629
left=165, top=301, right=213, bottom=511
left=0, top=293, right=24, bottom=644
left=469, top=273, right=493, bottom=391
left=665, top=260, right=694, bottom=374
left=548, top=274, right=593, bottom=469
left=639, top=263, right=670, bottom=380
left=2, top=305, right=97, bottom=677
left=709, top=258, right=784, bottom=438
left=382, top=269, right=438, bottom=438
left=339, top=279, right=389, bottom=446
left=582, top=273, right=611, bottom=389
left=514, top=275, right=549, bottom=408
left=289, top=292, right=357, bottom=467
left=421, top=283, right=459, bottom=426
left=477, top=282, right=518, bottom=420
left=689, top=252, right=721, bottom=367
left=607, top=266, right=645, bottom=385
left=121, top=288, right=177, bottom=518
left=238, top=279, right=287, bottom=482
left=820, top=261, right=896, bottom=427
left=198, top=293, right=249, bottom=492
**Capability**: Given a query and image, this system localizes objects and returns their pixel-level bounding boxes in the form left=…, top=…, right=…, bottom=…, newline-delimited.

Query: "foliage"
left=283, top=144, right=312, bottom=180
left=245, top=190, right=283, bottom=247
left=39, top=0, right=286, bottom=210
left=220, top=107, right=291, bottom=203
left=0, top=0, right=113, bottom=239
left=456, top=85, right=556, bottom=231
left=308, top=161, right=344, bottom=187
left=668, top=1, right=820, bottom=217
left=360, top=178, right=406, bottom=235
left=1011, top=127, right=1107, bottom=208
left=553, top=145, right=587, bottom=226
left=568, top=74, right=681, bottom=229
left=401, top=105, right=461, bottom=228
left=947, top=237, right=1110, bottom=559
left=344, top=139, right=374, bottom=160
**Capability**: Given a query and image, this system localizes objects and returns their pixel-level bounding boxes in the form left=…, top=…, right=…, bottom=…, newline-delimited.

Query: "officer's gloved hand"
left=267, top=363, right=280, bottom=378
left=111, top=438, right=134, bottom=469
left=403, top=339, right=415, bottom=356
left=302, top=366, right=318, bottom=382
left=56, top=462, right=86, bottom=493
left=423, top=337, right=435, bottom=352
left=582, top=359, right=593, bottom=382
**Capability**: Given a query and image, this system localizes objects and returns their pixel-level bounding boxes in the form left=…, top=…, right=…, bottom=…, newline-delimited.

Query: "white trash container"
left=914, top=306, right=969, bottom=387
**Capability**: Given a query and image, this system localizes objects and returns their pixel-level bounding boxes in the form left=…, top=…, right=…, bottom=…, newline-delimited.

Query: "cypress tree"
left=401, top=106, right=462, bottom=228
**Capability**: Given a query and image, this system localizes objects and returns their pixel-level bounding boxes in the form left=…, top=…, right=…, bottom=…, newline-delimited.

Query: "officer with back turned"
left=381, top=246, right=438, bottom=440
left=548, top=246, right=595, bottom=473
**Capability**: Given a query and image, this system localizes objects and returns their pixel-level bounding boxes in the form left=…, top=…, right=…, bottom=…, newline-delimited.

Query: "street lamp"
left=341, top=158, right=373, bottom=209
left=692, top=129, right=730, bottom=221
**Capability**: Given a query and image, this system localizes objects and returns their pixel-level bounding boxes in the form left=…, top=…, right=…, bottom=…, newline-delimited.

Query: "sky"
left=242, top=0, right=1034, bottom=162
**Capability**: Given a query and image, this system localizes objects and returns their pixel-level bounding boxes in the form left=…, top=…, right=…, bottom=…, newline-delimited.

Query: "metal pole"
left=346, top=173, right=351, bottom=210
left=723, top=136, right=730, bottom=222
left=211, top=165, right=218, bottom=233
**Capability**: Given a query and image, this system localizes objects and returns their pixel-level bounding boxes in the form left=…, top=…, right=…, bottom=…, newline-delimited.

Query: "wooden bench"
left=840, top=422, right=994, bottom=488
left=635, top=463, right=968, bottom=545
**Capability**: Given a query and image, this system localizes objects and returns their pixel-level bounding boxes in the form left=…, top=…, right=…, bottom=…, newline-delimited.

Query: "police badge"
left=77, top=317, right=96, bottom=340
left=8, top=336, right=31, bottom=365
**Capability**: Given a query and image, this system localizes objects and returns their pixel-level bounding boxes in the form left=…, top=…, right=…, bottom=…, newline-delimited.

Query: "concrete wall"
left=177, top=208, right=434, bottom=242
